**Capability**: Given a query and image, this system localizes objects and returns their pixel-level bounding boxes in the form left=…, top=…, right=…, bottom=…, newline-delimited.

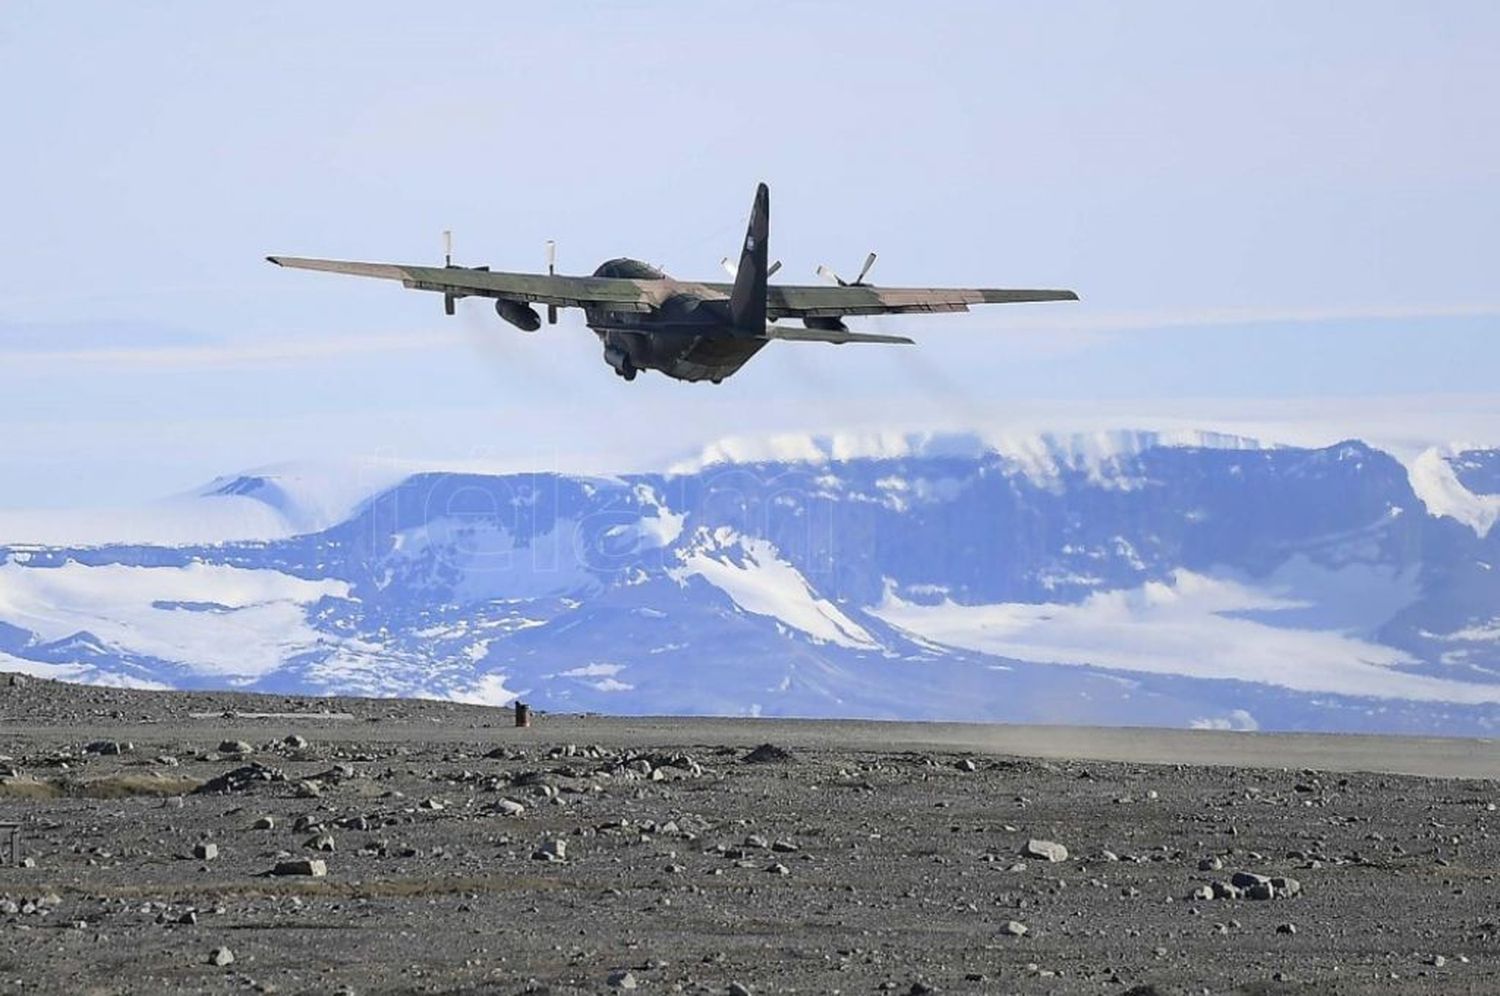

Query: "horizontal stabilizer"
left=763, top=326, right=914, bottom=345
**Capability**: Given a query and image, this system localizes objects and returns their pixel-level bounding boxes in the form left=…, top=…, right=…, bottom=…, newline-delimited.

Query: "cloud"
left=985, top=302, right=1500, bottom=337
left=4, top=302, right=1497, bottom=372
left=1, top=330, right=466, bottom=370
left=1189, top=709, right=1260, bottom=732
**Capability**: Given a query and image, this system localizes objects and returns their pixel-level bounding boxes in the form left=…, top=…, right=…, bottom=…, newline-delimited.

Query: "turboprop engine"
left=495, top=299, right=542, bottom=332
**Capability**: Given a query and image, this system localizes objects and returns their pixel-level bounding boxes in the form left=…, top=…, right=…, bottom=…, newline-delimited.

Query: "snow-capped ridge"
left=197, top=458, right=414, bottom=537
left=1405, top=445, right=1500, bottom=538
left=672, top=428, right=1269, bottom=488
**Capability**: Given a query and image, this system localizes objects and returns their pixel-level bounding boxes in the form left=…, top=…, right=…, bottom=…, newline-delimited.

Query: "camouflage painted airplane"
left=268, top=183, right=1077, bottom=384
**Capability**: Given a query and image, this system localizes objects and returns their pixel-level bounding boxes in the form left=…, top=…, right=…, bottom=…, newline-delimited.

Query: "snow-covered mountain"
left=5, top=429, right=1500, bottom=734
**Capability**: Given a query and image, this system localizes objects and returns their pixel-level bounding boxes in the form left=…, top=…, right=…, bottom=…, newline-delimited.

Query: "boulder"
left=1023, top=839, right=1069, bottom=862
left=271, top=858, right=327, bottom=877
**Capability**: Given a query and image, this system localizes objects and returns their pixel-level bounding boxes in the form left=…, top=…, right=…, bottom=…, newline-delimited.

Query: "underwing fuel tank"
left=495, top=299, right=542, bottom=332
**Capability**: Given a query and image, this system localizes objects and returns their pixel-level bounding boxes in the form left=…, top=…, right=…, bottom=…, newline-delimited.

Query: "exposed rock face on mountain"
left=4, top=430, right=1500, bottom=734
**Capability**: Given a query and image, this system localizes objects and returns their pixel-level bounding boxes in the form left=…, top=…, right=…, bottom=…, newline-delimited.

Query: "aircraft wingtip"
left=265, top=255, right=284, bottom=266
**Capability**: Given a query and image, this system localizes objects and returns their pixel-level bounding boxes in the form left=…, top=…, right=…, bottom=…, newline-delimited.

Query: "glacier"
left=4, top=429, right=1500, bottom=734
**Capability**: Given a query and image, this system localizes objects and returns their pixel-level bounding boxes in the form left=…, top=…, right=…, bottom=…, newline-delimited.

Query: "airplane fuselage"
left=583, top=258, right=764, bottom=383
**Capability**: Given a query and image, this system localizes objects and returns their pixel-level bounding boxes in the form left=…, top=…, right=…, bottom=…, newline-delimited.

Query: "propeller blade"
left=546, top=241, right=559, bottom=324
left=816, top=264, right=845, bottom=286
left=443, top=229, right=453, bottom=267
left=444, top=293, right=455, bottom=316
left=854, top=251, right=877, bottom=285
left=727, top=257, right=777, bottom=278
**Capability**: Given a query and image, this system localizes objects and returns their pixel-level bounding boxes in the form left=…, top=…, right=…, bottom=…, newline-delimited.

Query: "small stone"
left=177, top=911, right=198, bottom=925
left=192, top=842, right=218, bottom=861
left=1231, top=871, right=1271, bottom=889
left=1023, top=839, right=1068, bottom=862
left=208, top=947, right=234, bottom=967
left=1430, top=954, right=1447, bottom=968
left=742, top=743, right=795, bottom=764
left=1276, top=922, right=1297, bottom=935
left=1271, top=876, right=1302, bottom=897
left=19, top=857, right=35, bottom=869
left=493, top=798, right=526, bottom=817
left=418, top=797, right=445, bottom=811
left=84, top=740, right=126, bottom=755
left=607, top=969, right=638, bottom=989
left=1198, top=856, right=1223, bottom=872
left=253, top=816, right=275, bottom=830
left=766, top=862, right=790, bottom=875
left=217, top=740, right=252, bottom=755
left=771, top=839, right=799, bottom=853
left=1000, top=920, right=1029, bottom=937
left=532, top=839, right=567, bottom=862
left=305, top=834, right=336, bottom=853
left=728, top=983, right=752, bottom=996
left=283, top=734, right=309, bottom=749
left=1192, top=885, right=1215, bottom=901
left=271, top=859, right=327, bottom=877
left=955, top=758, right=977, bottom=772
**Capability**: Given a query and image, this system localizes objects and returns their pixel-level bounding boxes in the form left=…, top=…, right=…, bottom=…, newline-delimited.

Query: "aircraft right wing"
left=266, top=257, right=662, bottom=313
left=764, top=283, right=1078, bottom=319
left=762, top=326, right=914, bottom=345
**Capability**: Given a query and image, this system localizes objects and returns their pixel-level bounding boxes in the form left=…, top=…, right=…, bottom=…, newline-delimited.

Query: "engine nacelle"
left=495, top=298, right=542, bottom=332
left=804, top=316, right=849, bottom=333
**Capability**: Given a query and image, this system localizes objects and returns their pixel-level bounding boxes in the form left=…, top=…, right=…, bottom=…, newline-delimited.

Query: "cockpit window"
left=592, top=258, right=666, bottom=280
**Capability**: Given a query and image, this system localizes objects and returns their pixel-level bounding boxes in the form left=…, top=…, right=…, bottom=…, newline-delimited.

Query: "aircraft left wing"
left=266, top=256, right=661, bottom=313
left=763, top=284, right=1078, bottom=319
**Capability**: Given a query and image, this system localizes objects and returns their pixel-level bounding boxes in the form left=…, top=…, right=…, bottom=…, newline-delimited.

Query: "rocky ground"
left=0, top=674, right=1497, bottom=995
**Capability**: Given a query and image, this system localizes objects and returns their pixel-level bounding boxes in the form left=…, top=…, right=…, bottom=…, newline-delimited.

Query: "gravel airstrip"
left=1, top=673, right=1497, bottom=995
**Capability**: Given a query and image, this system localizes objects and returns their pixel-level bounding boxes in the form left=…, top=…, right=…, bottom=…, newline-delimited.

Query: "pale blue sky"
left=2, top=2, right=1498, bottom=508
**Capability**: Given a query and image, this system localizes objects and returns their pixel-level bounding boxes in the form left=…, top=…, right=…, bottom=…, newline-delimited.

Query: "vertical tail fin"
left=729, top=182, right=769, bottom=334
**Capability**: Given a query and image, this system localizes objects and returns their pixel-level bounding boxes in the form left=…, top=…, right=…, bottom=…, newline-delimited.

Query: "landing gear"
left=604, top=345, right=637, bottom=381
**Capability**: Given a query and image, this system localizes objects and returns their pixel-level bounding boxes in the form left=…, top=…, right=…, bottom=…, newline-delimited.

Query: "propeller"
left=816, top=251, right=877, bottom=287
left=443, top=230, right=456, bottom=315
left=720, top=257, right=782, bottom=278
left=545, top=240, right=558, bottom=325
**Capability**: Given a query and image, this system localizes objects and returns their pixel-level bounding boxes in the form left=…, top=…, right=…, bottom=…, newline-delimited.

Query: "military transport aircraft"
left=268, top=183, right=1077, bottom=384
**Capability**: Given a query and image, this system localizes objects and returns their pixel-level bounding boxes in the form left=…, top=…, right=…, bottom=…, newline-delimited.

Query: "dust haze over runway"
left=1, top=676, right=1496, bottom=994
